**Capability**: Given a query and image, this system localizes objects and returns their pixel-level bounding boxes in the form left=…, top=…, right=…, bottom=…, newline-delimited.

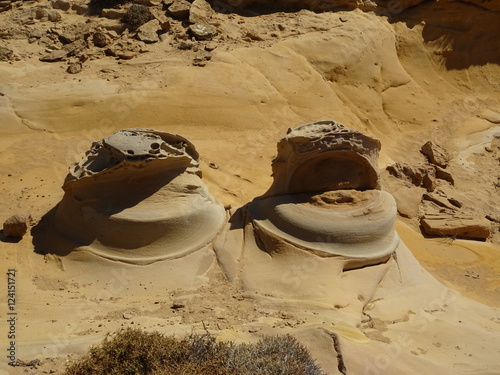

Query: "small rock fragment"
left=123, top=313, right=133, bottom=319
left=136, top=19, right=160, bottom=43
left=420, top=141, right=449, bottom=168
left=101, top=8, right=127, bottom=20
left=3, top=213, right=31, bottom=238
left=48, top=10, right=62, bottom=22
left=51, top=0, right=71, bottom=11
left=167, top=0, right=191, bottom=18
left=66, top=62, right=82, bottom=74
left=0, top=46, right=14, bottom=61
left=93, top=31, right=112, bottom=47
left=171, top=301, right=185, bottom=309
left=189, top=0, right=214, bottom=24
left=149, top=8, right=170, bottom=30
left=189, top=23, right=217, bottom=40
left=39, top=49, right=67, bottom=61
left=420, top=214, right=490, bottom=240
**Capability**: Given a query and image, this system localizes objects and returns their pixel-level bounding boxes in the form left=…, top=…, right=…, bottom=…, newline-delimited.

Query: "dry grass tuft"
left=65, top=328, right=326, bottom=375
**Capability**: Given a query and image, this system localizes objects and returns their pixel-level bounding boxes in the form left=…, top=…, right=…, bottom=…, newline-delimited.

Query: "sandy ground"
left=0, top=1, right=499, bottom=374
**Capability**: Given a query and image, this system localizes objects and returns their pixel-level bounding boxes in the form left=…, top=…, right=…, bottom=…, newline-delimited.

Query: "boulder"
left=420, top=141, right=449, bottom=168
left=420, top=214, right=491, bottom=240
left=3, top=213, right=30, bottom=238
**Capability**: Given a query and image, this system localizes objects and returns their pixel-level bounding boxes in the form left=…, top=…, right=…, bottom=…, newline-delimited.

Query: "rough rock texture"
left=420, top=141, right=449, bottom=168
left=136, top=19, right=160, bottom=43
left=245, top=121, right=398, bottom=270
left=189, top=22, right=217, bottom=40
left=189, top=0, right=214, bottom=24
left=51, top=129, right=225, bottom=264
left=264, top=120, right=382, bottom=197
left=210, top=0, right=425, bottom=13
left=420, top=213, right=491, bottom=240
left=167, top=0, right=191, bottom=18
left=3, top=213, right=30, bottom=238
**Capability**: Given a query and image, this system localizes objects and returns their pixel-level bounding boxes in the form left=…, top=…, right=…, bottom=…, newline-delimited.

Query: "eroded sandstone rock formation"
left=50, top=129, right=226, bottom=264
left=249, top=121, right=398, bottom=269
left=216, top=121, right=400, bottom=308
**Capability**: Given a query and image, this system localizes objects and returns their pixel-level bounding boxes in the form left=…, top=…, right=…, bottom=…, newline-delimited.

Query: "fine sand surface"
left=1, top=1, right=499, bottom=374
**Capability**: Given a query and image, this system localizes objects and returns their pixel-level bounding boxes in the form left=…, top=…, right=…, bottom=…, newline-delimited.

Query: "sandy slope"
left=0, top=2, right=499, bottom=374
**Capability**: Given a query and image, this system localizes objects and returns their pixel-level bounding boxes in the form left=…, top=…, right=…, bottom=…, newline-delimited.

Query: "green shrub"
left=65, top=328, right=326, bottom=375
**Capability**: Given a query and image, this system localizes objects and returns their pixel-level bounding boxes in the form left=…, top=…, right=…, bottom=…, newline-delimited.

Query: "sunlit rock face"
left=52, top=129, right=226, bottom=264
left=215, top=121, right=400, bottom=309
left=248, top=121, right=398, bottom=270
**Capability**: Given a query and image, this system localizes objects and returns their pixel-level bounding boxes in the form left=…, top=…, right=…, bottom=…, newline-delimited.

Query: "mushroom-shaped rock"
left=264, top=121, right=382, bottom=197
left=248, top=121, right=398, bottom=269
left=51, top=129, right=225, bottom=264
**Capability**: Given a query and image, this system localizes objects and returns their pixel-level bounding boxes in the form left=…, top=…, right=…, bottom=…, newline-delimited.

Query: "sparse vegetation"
left=65, top=328, right=326, bottom=375
left=123, top=4, right=153, bottom=30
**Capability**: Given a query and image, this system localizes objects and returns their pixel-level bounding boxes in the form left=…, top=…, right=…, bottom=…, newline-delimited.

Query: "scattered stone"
left=392, top=186, right=424, bottom=219
left=66, top=62, right=82, bottom=74
left=204, top=41, right=218, bottom=51
left=420, top=141, right=449, bottom=168
left=101, top=8, right=127, bottom=20
left=3, top=213, right=31, bottom=238
left=136, top=19, right=160, bottom=43
left=50, top=0, right=71, bottom=11
left=167, top=0, right=191, bottom=18
left=93, top=31, right=112, bottom=47
left=0, top=46, right=14, bottom=61
left=448, top=197, right=462, bottom=208
left=387, top=163, right=429, bottom=187
left=209, top=162, right=219, bottom=169
left=178, top=40, right=193, bottom=50
left=422, top=192, right=457, bottom=211
left=434, top=165, right=454, bottom=185
left=34, top=7, right=50, bottom=21
left=192, top=50, right=211, bottom=66
left=189, top=0, right=214, bottom=24
left=189, top=22, right=217, bottom=40
left=48, top=10, right=62, bottom=22
left=149, top=8, right=170, bottom=30
left=123, top=313, right=133, bottom=319
left=64, top=39, right=86, bottom=56
left=244, top=30, right=264, bottom=41
left=420, top=214, right=490, bottom=240
left=134, top=0, right=162, bottom=5
left=71, top=3, right=88, bottom=15
left=171, top=301, right=185, bottom=309
left=116, top=50, right=137, bottom=59
left=39, top=49, right=67, bottom=61
left=422, top=168, right=436, bottom=192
